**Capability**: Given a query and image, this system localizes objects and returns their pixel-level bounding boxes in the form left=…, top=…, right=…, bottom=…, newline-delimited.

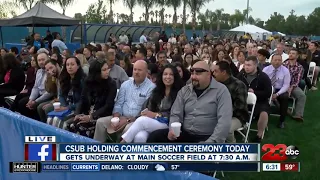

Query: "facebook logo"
left=28, top=144, right=55, bottom=161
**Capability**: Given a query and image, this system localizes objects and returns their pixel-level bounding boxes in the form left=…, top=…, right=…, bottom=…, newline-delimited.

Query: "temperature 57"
left=171, top=164, right=180, bottom=170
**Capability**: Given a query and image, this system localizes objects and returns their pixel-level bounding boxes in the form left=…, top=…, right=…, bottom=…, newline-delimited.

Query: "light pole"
left=246, top=0, right=249, bottom=24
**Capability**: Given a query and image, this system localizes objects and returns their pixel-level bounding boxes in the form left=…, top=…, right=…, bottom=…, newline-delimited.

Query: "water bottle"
left=47, top=117, right=53, bottom=125
left=53, top=116, right=61, bottom=127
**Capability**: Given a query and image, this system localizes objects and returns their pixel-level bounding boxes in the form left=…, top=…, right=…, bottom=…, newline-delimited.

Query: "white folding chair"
left=307, top=62, right=316, bottom=83
left=269, top=86, right=274, bottom=105
left=236, top=92, right=257, bottom=143
left=304, top=62, right=316, bottom=93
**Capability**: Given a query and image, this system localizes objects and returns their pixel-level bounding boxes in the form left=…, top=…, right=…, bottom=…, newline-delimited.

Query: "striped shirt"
left=29, top=69, right=47, bottom=101
left=283, top=60, right=303, bottom=87
left=113, top=78, right=155, bottom=117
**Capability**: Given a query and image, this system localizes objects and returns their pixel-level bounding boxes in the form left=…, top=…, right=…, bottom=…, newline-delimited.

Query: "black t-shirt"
left=193, top=85, right=209, bottom=97
left=311, top=50, right=320, bottom=66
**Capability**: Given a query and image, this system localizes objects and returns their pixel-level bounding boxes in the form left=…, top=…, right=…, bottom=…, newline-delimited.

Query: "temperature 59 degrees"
left=280, top=162, right=299, bottom=172
left=171, top=165, right=180, bottom=170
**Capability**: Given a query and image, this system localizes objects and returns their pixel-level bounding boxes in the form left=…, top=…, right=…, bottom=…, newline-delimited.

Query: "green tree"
left=15, top=0, right=53, bottom=10
left=255, top=18, right=264, bottom=28
left=295, top=15, right=308, bottom=35
left=167, top=0, right=181, bottom=31
left=56, top=0, right=74, bottom=15
left=85, top=0, right=108, bottom=23
left=230, top=9, right=245, bottom=27
left=248, top=16, right=255, bottom=24
left=0, top=1, right=17, bottom=18
left=181, top=0, right=188, bottom=32
left=264, top=12, right=285, bottom=32
left=137, top=0, right=155, bottom=25
left=307, top=7, right=320, bottom=35
left=215, top=8, right=223, bottom=30
left=123, top=0, right=136, bottom=24
left=74, top=13, right=85, bottom=21
left=242, top=7, right=252, bottom=24
left=188, top=0, right=211, bottom=31
left=156, top=0, right=166, bottom=29
left=107, top=0, right=118, bottom=23
left=283, top=10, right=297, bottom=35
left=197, top=13, right=207, bottom=31
left=205, top=10, right=216, bottom=32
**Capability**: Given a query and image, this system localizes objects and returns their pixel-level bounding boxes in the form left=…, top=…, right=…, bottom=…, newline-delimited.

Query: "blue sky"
left=17, top=0, right=319, bottom=21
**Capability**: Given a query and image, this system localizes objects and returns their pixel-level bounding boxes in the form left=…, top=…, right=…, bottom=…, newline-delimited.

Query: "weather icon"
left=155, top=164, right=166, bottom=171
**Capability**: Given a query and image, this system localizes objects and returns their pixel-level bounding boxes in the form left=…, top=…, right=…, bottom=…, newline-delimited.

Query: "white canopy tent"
left=230, top=24, right=272, bottom=40
left=230, top=24, right=272, bottom=34
left=277, top=32, right=286, bottom=36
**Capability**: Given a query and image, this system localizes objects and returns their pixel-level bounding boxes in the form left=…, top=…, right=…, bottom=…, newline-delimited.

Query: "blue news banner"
left=21, top=143, right=260, bottom=172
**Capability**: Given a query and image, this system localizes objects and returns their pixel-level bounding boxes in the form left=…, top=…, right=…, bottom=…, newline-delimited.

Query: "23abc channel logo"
left=262, top=144, right=299, bottom=161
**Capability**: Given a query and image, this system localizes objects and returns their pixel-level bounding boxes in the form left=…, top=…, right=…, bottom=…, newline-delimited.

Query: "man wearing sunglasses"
left=147, top=61, right=233, bottom=143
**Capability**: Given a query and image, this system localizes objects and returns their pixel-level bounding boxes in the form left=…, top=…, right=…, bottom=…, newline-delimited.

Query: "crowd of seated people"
left=0, top=36, right=318, bottom=144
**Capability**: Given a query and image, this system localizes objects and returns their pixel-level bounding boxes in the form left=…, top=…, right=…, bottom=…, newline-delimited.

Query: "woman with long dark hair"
left=10, top=55, right=38, bottom=111
left=183, top=53, right=194, bottom=70
left=51, top=52, right=63, bottom=66
left=119, top=55, right=133, bottom=77
left=45, top=56, right=86, bottom=128
left=67, top=59, right=117, bottom=138
left=121, top=64, right=184, bottom=143
left=58, top=56, right=86, bottom=113
left=235, top=51, right=246, bottom=71
left=213, top=50, right=225, bottom=62
left=0, top=48, right=8, bottom=57
left=0, top=54, right=25, bottom=107
left=172, top=62, right=190, bottom=85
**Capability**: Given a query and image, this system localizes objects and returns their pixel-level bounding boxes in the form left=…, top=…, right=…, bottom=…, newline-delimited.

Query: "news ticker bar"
left=10, top=162, right=260, bottom=172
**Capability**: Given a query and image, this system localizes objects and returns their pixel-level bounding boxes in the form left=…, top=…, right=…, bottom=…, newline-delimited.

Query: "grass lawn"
left=220, top=88, right=320, bottom=180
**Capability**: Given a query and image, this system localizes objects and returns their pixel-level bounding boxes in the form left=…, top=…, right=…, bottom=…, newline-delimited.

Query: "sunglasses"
left=190, top=68, right=209, bottom=73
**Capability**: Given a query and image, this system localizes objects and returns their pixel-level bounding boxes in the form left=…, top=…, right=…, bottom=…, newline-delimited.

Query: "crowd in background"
left=0, top=30, right=319, bottom=144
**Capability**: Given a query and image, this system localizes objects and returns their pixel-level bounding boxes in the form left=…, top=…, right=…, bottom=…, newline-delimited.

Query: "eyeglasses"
left=190, top=68, right=209, bottom=73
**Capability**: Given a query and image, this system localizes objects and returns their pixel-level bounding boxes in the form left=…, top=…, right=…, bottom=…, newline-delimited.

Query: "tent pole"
left=80, top=20, right=83, bottom=45
left=0, top=27, right=3, bottom=47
